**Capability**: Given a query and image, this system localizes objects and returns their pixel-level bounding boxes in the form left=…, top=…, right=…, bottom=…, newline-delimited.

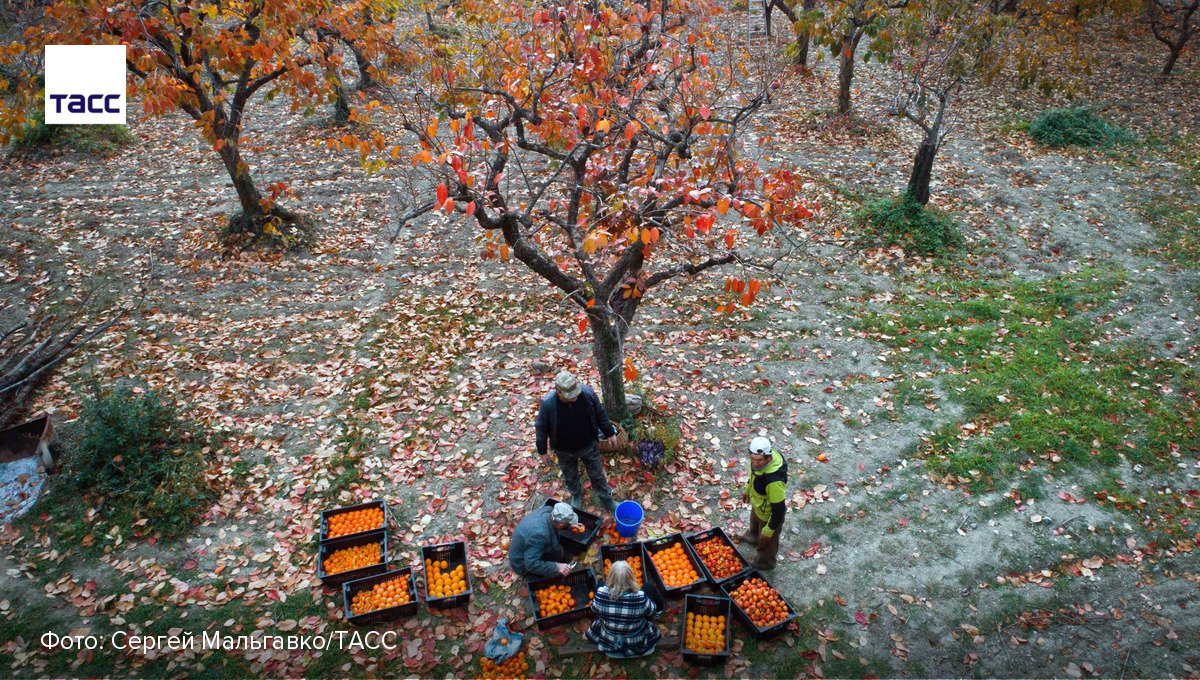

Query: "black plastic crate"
left=643, top=533, right=706, bottom=598
left=719, top=569, right=799, bottom=639
left=685, top=527, right=751, bottom=587
left=526, top=567, right=597, bottom=631
left=343, top=566, right=419, bottom=626
left=421, top=541, right=473, bottom=610
left=680, top=594, right=732, bottom=666
left=598, top=542, right=649, bottom=588
left=318, top=529, right=389, bottom=588
left=319, top=499, right=391, bottom=542
left=542, top=498, right=601, bottom=554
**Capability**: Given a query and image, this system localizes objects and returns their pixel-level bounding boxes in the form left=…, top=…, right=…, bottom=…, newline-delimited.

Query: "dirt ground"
left=0, top=10, right=1197, bottom=680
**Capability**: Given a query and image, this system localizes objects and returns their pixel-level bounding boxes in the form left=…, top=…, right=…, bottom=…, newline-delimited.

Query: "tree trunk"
left=588, top=311, right=630, bottom=424
left=1162, top=42, right=1184, bottom=75
left=218, top=140, right=267, bottom=222
left=906, top=137, right=937, bottom=205
left=837, top=33, right=856, bottom=114
left=333, top=84, right=352, bottom=126
left=794, top=0, right=815, bottom=67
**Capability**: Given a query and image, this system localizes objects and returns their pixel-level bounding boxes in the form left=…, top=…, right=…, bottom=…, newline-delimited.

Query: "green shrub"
left=8, top=110, right=135, bottom=158
left=855, top=193, right=963, bottom=255
left=1028, top=107, right=1134, bottom=148
left=72, top=384, right=215, bottom=537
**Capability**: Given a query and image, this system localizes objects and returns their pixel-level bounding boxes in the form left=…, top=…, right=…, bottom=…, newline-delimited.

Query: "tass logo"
left=44, top=45, right=127, bottom=125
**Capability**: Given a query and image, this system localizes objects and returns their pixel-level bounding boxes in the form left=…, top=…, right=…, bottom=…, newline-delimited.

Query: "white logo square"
left=44, top=44, right=127, bottom=125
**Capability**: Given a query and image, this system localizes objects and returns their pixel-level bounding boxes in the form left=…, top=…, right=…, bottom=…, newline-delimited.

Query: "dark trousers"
left=748, top=512, right=781, bottom=569
left=555, top=441, right=613, bottom=501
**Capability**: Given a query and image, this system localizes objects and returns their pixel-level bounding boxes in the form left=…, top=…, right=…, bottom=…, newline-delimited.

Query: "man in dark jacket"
left=509, top=502, right=581, bottom=580
left=535, top=370, right=618, bottom=512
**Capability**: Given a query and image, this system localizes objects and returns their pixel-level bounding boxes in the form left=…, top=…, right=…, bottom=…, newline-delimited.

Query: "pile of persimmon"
left=323, top=543, right=381, bottom=574
left=349, top=576, right=411, bottom=615
left=684, top=611, right=726, bottom=653
left=603, top=555, right=644, bottom=587
left=649, top=543, right=700, bottom=587
left=326, top=507, right=384, bottom=538
left=730, top=577, right=790, bottom=628
left=425, top=558, right=468, bottom=598
left=599, top=522, right=633, bottom=544
left=479, top=653, right=529, bottom=680
left=535, top=584, right=580, bottom=617
left=693, top=537, right=745, bottom=580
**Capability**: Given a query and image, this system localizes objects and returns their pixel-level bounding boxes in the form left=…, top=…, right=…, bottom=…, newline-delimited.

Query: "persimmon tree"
left=799, top=0, right=909, bottom=114
left=0, top=0, right=398, bottom=245
left=389, top=0, right=816, bottom=421
left=764, top=0, right=817, bottom=67
left=888, top=0, right=1003, bottom=204
left=1144, top=0, right=1199, bottom=75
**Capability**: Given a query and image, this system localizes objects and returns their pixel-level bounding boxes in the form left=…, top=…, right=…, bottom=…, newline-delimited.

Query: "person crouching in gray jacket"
left=509, top=502, right=583, bottom=580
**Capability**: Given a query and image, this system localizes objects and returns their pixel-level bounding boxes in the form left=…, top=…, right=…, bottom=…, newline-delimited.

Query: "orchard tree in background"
left=764, top=0, right=818, bottom=67
left=389, top=0, right=816, bottom=421
left=799, top=0, right=909, bottom=114
left=0, top=0, right=399, bottom=245
left=889, top=0, right=1003, bottom=204
left=1144, top=0, right=1199, bottom=75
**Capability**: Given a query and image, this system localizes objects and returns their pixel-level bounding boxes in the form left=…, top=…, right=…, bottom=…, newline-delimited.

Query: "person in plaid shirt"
left=585, top=561, right=662, bottom=658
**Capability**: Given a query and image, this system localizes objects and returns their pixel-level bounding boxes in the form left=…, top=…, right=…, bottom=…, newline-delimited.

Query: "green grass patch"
left=858, top=269, right=1200, bottom=490
left=1139, top=199, right=1200, bottom=267
left=1028, top=108, right=1134, bottom=149
left=855, top=193, right=963, bottom=255
left=8, top=110, right=135, bottom=158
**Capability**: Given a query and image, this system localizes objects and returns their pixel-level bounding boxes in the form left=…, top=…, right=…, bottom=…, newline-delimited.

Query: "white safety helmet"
left=748, top=436, right=772, bottom=456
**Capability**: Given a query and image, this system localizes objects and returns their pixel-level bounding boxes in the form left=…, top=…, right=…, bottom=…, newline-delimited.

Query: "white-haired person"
left=585, top=560, right=663, bottom=658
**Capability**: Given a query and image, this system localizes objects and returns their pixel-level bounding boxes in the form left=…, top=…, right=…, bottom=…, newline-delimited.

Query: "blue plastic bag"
left=484, top=618, right=523, bottom=663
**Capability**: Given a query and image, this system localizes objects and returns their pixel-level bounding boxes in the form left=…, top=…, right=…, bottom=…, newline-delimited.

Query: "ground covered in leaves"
left=0, top=12, right=1197, bottom=680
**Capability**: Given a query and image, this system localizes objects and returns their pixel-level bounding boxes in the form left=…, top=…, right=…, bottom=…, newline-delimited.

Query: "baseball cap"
left=749, top=436, right=772, bottom=455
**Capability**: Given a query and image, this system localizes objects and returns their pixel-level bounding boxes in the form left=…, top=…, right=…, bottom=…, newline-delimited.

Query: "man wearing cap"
left=535, top=370, right=618, bottom=513
left=733, top=436, right=788, bottom=570
left=509, top=502, right=584, bottom=579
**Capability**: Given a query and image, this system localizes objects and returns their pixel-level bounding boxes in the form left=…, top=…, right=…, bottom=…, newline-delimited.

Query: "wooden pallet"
left=558, top=637, right=679, bottom=658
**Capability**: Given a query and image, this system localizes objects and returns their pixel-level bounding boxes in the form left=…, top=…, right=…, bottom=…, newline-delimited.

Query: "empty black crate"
left=320, top=499, right=390, bottom=541
left=318, top=529, right=389, bottom=588
left=421, top=541, right=473, bottom=610
left=719, top=569, right=799, bottom=639
left=598, top=542, right=649, bottom=588
left=685, top=527, right=751, bottom=587
left=643, top=533, right=706, bottom=598
left=526, top=567, right=598, bottom=631
left=680, top=594, right=732, bottom=666
left=542, top=498, right=601, bottom=554
left=343, top=566, right=419, bottom=626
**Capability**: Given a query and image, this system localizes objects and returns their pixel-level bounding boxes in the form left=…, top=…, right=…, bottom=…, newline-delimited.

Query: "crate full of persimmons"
left=680, top=594, right=731, bottom=666
left=342, top=566, right=419, bottom=626
left=719, top=570, right=799, bottom=640
left=421, top=540, right=473, bottom=609
left=526, top=567, right=597, bottom=631
left=320, top=500, right=391, bottom=541
left=319, top=528, right=389, bottom=587
left=644, top=534, right=706, bottom=598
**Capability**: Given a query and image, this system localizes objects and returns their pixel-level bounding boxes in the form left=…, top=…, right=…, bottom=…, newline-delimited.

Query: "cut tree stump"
left=558, top=637, right=678, bottom=657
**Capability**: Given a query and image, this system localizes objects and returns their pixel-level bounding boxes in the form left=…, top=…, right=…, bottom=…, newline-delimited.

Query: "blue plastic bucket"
left=614, top=501, right=643, bottom=538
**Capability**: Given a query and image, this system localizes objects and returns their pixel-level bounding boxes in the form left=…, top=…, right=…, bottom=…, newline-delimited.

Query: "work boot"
left=733, top=532, right=760, bottom=547
left=571, top=493, right=584, bottom=509
left=598, top=496, right=616, bottom=513
left=751, top=531, right=780, bottom=570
